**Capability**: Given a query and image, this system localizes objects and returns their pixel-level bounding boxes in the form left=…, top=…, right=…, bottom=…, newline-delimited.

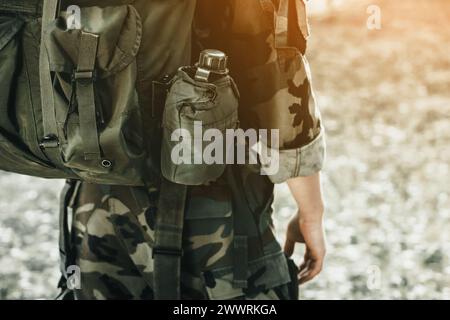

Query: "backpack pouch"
left=42, top=5, right=151, bottom=186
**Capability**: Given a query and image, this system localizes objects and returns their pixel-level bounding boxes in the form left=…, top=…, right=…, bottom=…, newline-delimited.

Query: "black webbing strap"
left=226, top=166, right=250, bottom=289
left=74, top=31, right=102, bottom=161
left=151, top=74, right=172, bottom=119
left=58, top=180, right=79, bottom=284
left=39, top=0, right=66, bottom=169
left=153, top=178, right=188, bottom=300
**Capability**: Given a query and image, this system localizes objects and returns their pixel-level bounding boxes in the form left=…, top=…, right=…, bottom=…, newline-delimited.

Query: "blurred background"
left=0, top=0, right=449, bottom=299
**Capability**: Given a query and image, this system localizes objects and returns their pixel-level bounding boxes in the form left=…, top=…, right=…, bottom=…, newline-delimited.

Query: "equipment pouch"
left=161, top=65, right=239, bottom=186
left=42, top=5, right=151, bottom=185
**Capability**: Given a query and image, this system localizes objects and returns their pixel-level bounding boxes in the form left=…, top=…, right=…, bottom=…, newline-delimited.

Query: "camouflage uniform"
left=62, top=0, right=325, bottom=300
left=70, top=173, right=297, bottom=300
left=50, top=0, right=324, bottom=300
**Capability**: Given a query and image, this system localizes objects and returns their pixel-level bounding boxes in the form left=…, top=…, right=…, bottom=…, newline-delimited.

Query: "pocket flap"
left=44, top=5, right=141, bottom=78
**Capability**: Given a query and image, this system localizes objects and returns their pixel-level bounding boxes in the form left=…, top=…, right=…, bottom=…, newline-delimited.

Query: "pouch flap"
left=44, top=5, right=141, bottom=78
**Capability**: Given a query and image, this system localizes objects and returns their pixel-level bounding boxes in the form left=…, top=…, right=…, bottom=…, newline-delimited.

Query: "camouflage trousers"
left=67, top=181, right=297, bottom=300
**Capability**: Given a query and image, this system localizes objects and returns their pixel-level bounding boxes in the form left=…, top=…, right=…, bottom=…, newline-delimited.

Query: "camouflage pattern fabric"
left=65, top=0, right=323, bottom=300
left=206, top=0, right=326, bottom=183
left=0, top=0, right=324, bottom=300
left=71, top=171, right=294, bottom=300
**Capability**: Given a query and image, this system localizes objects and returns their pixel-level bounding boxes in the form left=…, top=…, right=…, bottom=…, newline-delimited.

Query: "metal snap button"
left=101, top=159, right=112, bottom=168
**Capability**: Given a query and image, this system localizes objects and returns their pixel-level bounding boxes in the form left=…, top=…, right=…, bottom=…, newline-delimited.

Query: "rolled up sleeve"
left=195, top=0, right=326, bottom=183
left=263, top=130, right=326, bottom=183
left=229, top=0, right=326, bottom=183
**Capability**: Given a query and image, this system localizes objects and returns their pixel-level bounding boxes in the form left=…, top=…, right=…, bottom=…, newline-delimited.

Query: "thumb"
left=284, top=237, right=295, bottom=257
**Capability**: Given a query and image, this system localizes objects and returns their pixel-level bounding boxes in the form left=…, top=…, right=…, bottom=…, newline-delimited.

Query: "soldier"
left=63, top=0, right=326, bottom=300
left=0, top=0, right=326, bottom=300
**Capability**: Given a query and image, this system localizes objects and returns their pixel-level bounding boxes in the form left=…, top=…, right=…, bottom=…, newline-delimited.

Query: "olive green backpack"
left=0, top=0, right=153, bottom=186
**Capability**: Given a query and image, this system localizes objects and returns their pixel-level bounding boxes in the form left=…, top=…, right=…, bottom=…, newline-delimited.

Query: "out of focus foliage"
left=0, top=0, right=449, bottom=299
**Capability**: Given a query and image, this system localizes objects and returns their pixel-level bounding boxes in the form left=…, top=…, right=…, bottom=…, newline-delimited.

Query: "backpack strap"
left=39, top=0, right=66, bottom=169
left=226, top=166, right=250, bottom=289
left=74, top=31, right=102, bottom=161
left=153, top=178, right=188, bottom=299
left=57, top=179, right=80, bottom=294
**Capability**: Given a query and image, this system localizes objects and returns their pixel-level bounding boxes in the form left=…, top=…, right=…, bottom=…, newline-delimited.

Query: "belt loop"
left=40, top=0, right=67, bottom=170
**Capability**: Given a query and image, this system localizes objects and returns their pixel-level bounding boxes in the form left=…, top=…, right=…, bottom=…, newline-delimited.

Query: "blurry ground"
left=0, top=0, right=449, bottom=299
left=275, top=0, right=450, bottom=299
left=0, top=175, right=63, bottom=299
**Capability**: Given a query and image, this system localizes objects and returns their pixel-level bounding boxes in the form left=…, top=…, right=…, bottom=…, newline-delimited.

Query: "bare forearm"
left=284, top=173, right=327, bottom=284
left=287, top=173, right=325, bottom=223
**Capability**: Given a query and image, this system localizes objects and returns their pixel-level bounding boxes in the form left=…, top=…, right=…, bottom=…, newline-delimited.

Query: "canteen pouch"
left=161, top=66, right=239, bottom=185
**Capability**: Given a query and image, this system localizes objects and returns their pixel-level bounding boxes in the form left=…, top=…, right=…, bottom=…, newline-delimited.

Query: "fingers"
left=298, top=251, right=310, bottom=274
left=298, top=259, right=324, bottom=284
left=283, top=238, right=295, bottom=257
left=298, top=259, right=309, bottom=275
